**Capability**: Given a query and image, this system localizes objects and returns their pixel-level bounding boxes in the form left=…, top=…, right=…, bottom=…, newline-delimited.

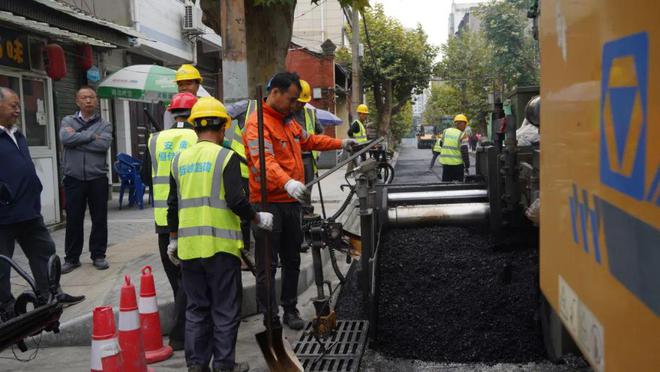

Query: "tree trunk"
left=245, top=0, right=296, bottom=96
left=380, top=79, right=393, bottom=141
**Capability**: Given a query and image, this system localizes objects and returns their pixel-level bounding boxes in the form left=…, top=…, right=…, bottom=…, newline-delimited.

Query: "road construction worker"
left=166, top=97, right=273, bottom=372
left=429, top=132, right=443, bottom=170
left=288, top=79, right=325, bottom=213
left=439, top=114, right=468, bottom=182
left=348, top=104, right=369, bottom=143
left=145, top=92, right=198, bottom=351
left=348, top=104, right=369, bottom=161
left=243, top=72, right=357, bottom=330
left=163, top=64, right=204, bottom=130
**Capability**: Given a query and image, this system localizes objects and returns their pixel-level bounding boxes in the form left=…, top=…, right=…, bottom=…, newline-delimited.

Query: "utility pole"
left=350, top=4, right=361, bottom=121
left=220, top=0, right=248, bottom=103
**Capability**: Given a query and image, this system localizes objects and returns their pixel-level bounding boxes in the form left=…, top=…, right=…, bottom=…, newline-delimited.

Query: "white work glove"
left=342, top=138, right=359, bottom=151
left=255, top=212, right=274, bottom=231
left=167, top=238, right=180, bottom=266
left=284, top=179, right=309, bottom=204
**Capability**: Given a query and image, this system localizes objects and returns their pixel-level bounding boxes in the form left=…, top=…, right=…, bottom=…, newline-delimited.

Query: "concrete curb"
left=38, top=249, right=330, bottom=347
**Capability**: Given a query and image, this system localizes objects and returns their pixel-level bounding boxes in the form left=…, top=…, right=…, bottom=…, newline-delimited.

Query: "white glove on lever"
left=284, top=179, right=309, bottom=204
left=167, top=238, right=180, bottom=266
left=342, top=138, right=359, bottom=151
left=256, top=212, right=274, bottom=231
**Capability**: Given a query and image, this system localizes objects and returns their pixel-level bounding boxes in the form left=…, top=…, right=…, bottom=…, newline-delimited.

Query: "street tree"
left=203, top=0, right=369, bottom=94
left=434, top=30, right=491, bottom=124
left=475, top=0, right=539, bottom=91
left=357, top=4, right=437, bottom=140
left=423, top=84, right=463, bottom=126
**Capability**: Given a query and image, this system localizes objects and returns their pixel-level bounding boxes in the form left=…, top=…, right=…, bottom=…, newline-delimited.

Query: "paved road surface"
left=394, top=138, right=475, bottom=184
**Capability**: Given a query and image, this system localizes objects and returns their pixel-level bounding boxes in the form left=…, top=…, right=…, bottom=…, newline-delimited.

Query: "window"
left=0, top=73, right=50, bottom=147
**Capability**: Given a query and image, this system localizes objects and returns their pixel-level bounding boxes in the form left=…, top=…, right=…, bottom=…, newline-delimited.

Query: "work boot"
left=61, top=261, right=81, bottom=274
left=92, top=258, right=109, bottom=270
left=214, top=362, right=249, bottom=372
left=283, top=309, right=305, bottom=330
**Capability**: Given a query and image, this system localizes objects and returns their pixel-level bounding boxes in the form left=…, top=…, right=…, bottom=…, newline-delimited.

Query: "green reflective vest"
left=353, top=120, right=367, bottom=143
left=304, top=107, right=320, bottom=171
left=171, top=142, right=242, bottom=260
left=432, top=137, right=443, bottom=153
left=148, top=127, right=198, bottom=227
left=439, top=127, right=463, bottom=165
left=224, top=118, right=249, bottom=178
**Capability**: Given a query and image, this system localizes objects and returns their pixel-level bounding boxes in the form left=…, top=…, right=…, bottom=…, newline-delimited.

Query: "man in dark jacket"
left=59, top=87, right=113, bottom=273
left=0, top=87, right=84, bottom=317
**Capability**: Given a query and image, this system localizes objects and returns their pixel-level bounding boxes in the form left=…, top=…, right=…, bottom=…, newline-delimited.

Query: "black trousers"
left=442, top=164, right=465, bottom=182
left=430, top=151, right=440, bottom=168
left=181, top=252, right=241, bottom=370
left=0, top=217, right=55, bottom=304
left=64, top=176, right=108, bottom=263
left=157, top=232, right=186, bottom=343
left=253, top=202, right=302, bottom=319
left=461, top=144, right=470, bottom=171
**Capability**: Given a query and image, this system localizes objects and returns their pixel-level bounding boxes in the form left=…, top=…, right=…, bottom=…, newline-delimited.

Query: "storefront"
left=0, top=26, right=60, bottom=224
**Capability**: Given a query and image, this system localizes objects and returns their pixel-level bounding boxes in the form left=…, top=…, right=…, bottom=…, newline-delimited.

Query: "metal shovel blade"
left=255, top=327, right=303, bottom=372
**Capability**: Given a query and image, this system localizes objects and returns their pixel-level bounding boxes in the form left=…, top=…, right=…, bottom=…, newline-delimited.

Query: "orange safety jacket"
left=243, top=101, right=342, bottom=203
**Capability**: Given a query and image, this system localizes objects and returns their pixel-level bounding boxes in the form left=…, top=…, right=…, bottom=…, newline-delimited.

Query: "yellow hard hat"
left=174, top=64, right=203, bottom=82
left=188, top=97, right=231, bottom=128
left=357, top=104, right=369, bottom=114
left=453, top=114, right=468, bottom=123
left=298, top=80, right=312, bottom=103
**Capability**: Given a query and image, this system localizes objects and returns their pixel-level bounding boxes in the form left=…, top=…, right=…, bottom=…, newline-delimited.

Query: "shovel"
left=253, top=86, right=303, bottom=372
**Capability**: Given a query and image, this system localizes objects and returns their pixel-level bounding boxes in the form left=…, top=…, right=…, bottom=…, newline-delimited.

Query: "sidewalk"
left=5, top=164, right=354, bottom=348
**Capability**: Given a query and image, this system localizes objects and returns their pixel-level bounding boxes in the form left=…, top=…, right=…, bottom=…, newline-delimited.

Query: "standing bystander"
left=59, top=86, right=113, bottom=273
left=0, top=87, right=85, bottom=318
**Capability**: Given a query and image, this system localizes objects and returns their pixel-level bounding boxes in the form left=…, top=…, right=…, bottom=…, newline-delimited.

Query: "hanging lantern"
left=46, top=44, right=67, bottom=80
left=78, top=44, right=93, bottom=71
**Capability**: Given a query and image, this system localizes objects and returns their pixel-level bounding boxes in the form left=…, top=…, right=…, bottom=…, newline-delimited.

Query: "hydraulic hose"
left=328, top=246, right=346, bottom=284
left=330, top=187, right=356, bottom=221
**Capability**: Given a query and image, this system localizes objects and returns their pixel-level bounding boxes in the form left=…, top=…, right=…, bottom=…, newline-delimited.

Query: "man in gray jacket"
left=59, top=86, right=113, bottom=273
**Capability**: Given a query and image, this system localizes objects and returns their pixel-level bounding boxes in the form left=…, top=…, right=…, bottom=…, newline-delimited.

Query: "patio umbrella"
left=98, top=64, right=210, bottom=102
left=305, top=103, right=343, bottom=126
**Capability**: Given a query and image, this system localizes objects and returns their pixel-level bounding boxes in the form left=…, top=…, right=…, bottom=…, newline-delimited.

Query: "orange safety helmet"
left=168, top=92, right=198, bottom=111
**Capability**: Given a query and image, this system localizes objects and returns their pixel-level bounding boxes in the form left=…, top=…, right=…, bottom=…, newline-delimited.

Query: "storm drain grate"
left=293, top=320, right=369, bottom=372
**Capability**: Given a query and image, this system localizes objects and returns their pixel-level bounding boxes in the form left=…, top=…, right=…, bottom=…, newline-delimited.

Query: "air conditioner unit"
left=183, top=0, right=204, bottom=35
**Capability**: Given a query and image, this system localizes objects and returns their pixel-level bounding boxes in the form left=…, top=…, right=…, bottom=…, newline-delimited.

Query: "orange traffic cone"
left=91, top=306, right=123, bottom=372
left=138, top=266, right=173, bottom=363
left=119, top=275, right=152, bottom=372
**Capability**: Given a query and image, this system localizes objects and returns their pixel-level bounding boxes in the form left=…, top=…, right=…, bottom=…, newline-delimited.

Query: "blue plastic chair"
left=114, top=153, right=145, bottom=209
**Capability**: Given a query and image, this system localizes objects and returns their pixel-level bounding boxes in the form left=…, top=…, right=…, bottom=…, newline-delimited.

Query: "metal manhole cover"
left=293, top=320, right=369, bottom=372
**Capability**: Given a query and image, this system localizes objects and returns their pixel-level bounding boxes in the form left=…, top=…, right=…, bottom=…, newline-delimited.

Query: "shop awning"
left=0, top=10, right=117, bottom=48
left=31, top=0, right=144, bottom=40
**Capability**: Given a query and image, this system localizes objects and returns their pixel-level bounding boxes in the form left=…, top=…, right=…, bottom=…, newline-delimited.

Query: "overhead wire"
left=360, top=9, right=382, bottom=78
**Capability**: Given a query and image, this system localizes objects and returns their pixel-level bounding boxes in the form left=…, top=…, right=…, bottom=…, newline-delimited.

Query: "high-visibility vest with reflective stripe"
left=304, top=107, right=320, bottom=171
left=148, top=128, right=198, bottom=227
left=353, top=120, right=367, bottom=143
left=439, top=127, right=463, bottom=165
left=224, top=118, right=249, bottom=178
left=171, top=142, right=242, bottom=260
left=432, top=137, right=443, bottom=153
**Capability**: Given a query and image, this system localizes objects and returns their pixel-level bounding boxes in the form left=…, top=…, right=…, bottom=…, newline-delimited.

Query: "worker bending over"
left=438, top=114, right=468, bottom=182
left=167, top=97, right=273, bottom=372
left=146, top=92, right=198, bottom=350
left=243, top=72, right=357, bottom=330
